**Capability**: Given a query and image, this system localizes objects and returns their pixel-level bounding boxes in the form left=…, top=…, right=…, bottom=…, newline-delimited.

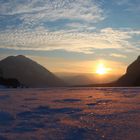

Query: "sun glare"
left=96, top=63, right=110, bottom=75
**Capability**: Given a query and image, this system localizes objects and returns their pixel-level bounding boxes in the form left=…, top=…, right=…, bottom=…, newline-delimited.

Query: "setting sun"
left=96, top=63, right=111, bottom=75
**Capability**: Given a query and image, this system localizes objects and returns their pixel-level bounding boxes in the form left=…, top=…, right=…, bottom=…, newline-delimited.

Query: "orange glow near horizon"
left=95, top=62, right=111, bottom=75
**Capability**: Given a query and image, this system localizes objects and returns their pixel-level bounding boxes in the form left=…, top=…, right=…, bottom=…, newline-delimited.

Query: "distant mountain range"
left=0, top=55, right=65, bottom=88
left=115, top=56, right=140, bottom=86
left=56, top=72, right=119, bottom=86
left=0, top=55, right=140, bottom=88
left=84, top=55, right=140, bottom=87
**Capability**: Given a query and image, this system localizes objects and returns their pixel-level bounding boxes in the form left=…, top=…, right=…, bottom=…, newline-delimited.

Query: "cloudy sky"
left=0, top=0, right=140, bottom=75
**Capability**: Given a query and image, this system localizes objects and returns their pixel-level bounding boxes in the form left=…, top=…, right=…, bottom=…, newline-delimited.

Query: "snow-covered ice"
left=0, top=87, right=140, bottom=140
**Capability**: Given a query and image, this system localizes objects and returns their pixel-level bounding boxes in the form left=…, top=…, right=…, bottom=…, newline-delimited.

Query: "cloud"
left=0, top=0, right=104, bottom=27
left=115, top=0, right=140, bottom=12
left=0, top=1, right=140, bottom=54
left=65, top=23, right=96, bottom=31
left=110, top=53, right=127, bottom=58
left=0, top=27, right=140, bottom=54
left=115, top=0, right=129, bottom=5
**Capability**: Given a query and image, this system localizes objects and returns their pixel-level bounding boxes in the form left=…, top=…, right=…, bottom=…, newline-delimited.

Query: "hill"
left=80, top=55, right=140, bottom=87
left=115, top=56, right=140, bottom=86
left=0, top=55, right=65, bottom=88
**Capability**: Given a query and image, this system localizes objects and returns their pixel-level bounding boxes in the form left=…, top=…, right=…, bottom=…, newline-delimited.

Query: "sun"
left=96, top=63, right=109, bottom=75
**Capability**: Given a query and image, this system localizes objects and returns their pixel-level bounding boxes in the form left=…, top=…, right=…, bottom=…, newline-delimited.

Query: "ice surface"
left=0, top=87, right=140, bottom=140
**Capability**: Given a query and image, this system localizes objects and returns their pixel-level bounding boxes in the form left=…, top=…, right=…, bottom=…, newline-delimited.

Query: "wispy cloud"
left=65, top=23, right=96, bottom=31
left=0, top=27, right=140, bottom=54
left=0, top=0, right=140, bottom=55
left=115, top=0, right=129, bottom=5
left=110, top=53, right=127, bottom=58
left=115, top=0, right=140, bottom=12
left=0, top=0, right=104, bottom=28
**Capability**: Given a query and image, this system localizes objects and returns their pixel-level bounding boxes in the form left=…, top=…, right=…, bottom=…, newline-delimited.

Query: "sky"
left=0, top=0, right=140, bottom=75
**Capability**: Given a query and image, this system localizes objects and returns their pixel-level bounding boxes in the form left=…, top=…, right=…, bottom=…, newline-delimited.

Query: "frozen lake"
left=0, top=87, right=140, bottom=140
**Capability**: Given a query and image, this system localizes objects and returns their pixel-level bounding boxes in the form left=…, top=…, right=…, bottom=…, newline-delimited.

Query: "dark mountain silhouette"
left=0, top=55, right=66, bottom=88
left=57, top=74, right=96, bottom=86
left=57, top=73, right=119, bottom=86
left=0, top=68, right=21, bottom=88
left=1, top=55, right=140, bottom=88
left=79, top=55, right=140, bottom=87
left=0, top=77, right=21, bottom=88
left=115, top=56, right=140, bottom=86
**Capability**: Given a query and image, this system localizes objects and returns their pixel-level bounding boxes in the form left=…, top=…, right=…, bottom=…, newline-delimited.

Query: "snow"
left=0, top=87, right=140, bottom=140
left=0, top=85, right=6, bottom=89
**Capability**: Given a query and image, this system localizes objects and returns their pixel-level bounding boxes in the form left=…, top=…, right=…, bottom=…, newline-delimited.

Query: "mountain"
left=56, top=73, right=119, bottom=86
left=0, top=77, right=21, bottom=88
left=115, top=56, right=140, bottom=86
left=59, top=75, right=96, bottom=86
left=79, top=55, right=140, bottom=87
left=0, top=55, right=65, bottom=88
